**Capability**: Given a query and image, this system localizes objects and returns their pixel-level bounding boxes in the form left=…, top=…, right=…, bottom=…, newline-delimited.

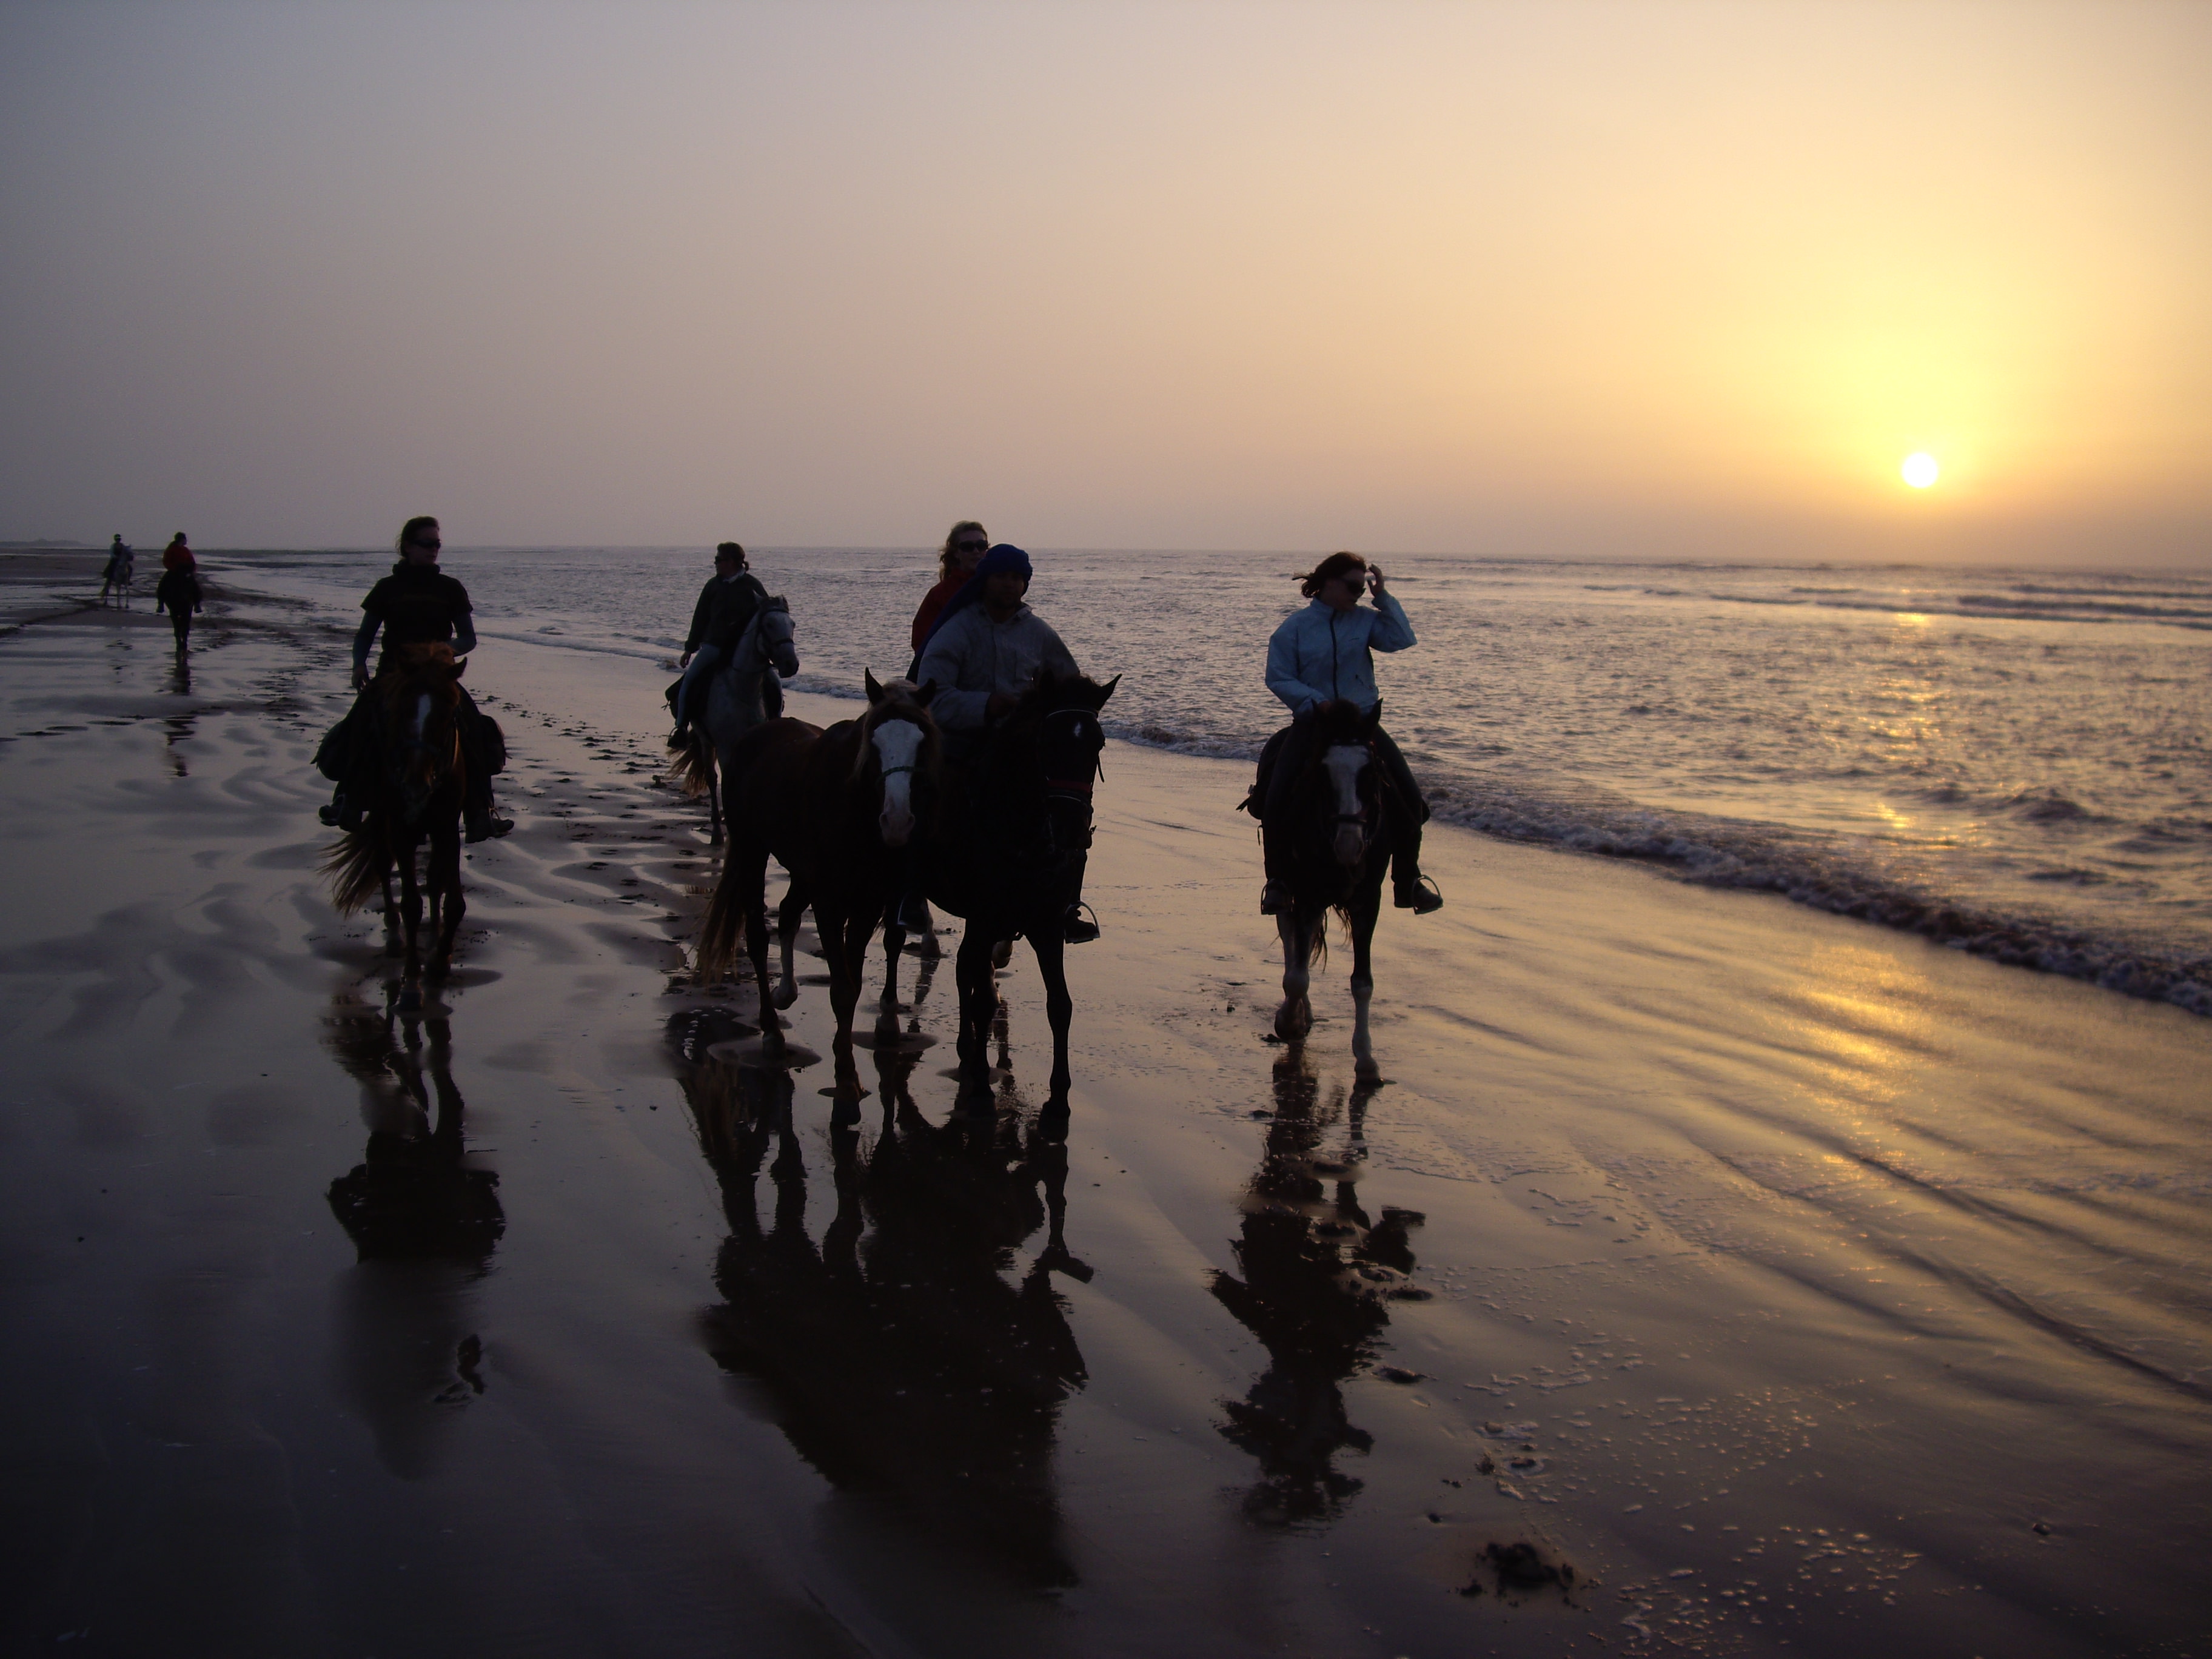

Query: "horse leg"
left=1028, top=925, right=1074, bottom=1102
left=954, top=929, right=995, bottom=1085
left=1349, top=868, right=1384, bottom=1079
left=427, top=814, right=464, bottom=980
left=879, top=896, right=907, bottom=1012
left=396, top=836, right=426, bottom=1010
left=773, top=884, right=805, bottom=1010
left=1274, top=911, right=1315, bottom=1041
left=823, top=902, right=863, bottom=1040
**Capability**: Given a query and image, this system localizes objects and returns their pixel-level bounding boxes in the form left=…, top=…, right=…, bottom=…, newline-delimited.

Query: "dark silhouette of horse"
left=323, top=984, right=501, bottom=1478
left=665, top=595, right=799, bottom=845
left=665, top=1006, right=1090, bottom=1586
left=1267, top=700, right=1398, bottom=1076
left=695, top=672, right=942, bottom=1047
left=1211, top=1053, right=1423, bottom=1526
left=322, top=642, right=471, bottom=1009
left=907, top=672, right=1116, bottom=1104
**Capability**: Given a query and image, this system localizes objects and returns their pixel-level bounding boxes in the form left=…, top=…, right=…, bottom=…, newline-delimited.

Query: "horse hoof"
left=773, top=985, right=799, bottom=1010
left=1273, top=1003, right=1312, bottom=1042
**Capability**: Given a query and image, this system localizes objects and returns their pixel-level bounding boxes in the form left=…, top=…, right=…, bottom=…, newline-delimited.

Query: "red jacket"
left=910, top=572, right=965, bottom=652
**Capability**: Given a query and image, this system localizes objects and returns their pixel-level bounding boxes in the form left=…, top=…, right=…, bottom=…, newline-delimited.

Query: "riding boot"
left=1259, top=824, right=1293, bottom=915
left=463, top=772, right=512, bottom=843
left=1062, top=853, right=1100, bottom=943
left=1390, top=821, right=1443, bottom=914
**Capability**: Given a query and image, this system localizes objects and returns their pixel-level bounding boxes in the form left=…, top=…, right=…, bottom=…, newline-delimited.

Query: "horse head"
left=751, top=595, right=801, bottom=680
left=1001, top=671, right=1116, bottom=861
left=1309, top=699, right=1381, bottom=871
left=377, top=643, right=466, bottom=823
left=859, top=669, right=943, bottom=849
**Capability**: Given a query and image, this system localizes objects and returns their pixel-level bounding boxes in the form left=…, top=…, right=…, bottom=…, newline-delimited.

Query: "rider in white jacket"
left=1256, top=551, right=1441, bottom=916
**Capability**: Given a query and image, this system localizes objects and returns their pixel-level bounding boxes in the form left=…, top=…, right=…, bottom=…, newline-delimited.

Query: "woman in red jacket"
left=907, top=520, right=990, bottom=672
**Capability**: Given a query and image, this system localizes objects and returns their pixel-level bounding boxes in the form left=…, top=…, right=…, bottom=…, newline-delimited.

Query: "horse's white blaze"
left=872, top=720, right=922, bottom=846
left=413, top=693, right=432, bottom=738
left=1325, top=743, right=1368, bottom=866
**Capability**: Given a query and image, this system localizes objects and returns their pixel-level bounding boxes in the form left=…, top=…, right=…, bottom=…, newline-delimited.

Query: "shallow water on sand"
left=3, top=574, right=2210, bottom=1656
left=222, top=544, right=2212, bottom=1013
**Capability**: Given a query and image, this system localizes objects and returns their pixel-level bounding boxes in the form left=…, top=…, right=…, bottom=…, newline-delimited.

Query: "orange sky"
left=2, top=1, right=2206, bottom=561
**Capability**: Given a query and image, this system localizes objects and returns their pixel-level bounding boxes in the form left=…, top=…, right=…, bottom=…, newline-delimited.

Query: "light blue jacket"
left=1264, top=593, right=1416, bottom=717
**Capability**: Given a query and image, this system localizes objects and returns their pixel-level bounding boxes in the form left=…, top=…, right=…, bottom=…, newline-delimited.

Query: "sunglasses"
left=953, top=538, right=990, bottom=553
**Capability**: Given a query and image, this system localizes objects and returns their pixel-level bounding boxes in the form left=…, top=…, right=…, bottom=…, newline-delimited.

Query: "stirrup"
left=1394, top=873, right=1443, bottom=914
left=1259, top=879, right=1292, bottom=916
left=1062, top=903, right=1100, bottom=945
left=465, top=811, right=514, bottom=844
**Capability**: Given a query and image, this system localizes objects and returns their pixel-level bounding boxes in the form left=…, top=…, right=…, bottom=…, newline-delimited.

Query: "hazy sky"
left=3, top=1, right=2207, bottom=561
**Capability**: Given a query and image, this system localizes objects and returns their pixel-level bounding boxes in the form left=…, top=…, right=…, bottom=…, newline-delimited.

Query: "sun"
left=1901, top=452, right=1940, bottom=489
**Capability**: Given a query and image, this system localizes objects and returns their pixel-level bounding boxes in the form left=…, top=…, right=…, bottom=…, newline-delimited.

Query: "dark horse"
left=665, top=595, right=800, bottom=845
left=696, top=672, right=943, bottom=1049
left=1266, top=700, right=1396, bottom=1078
left=323, top=643, right=471, bottom=1010
left=902, top=672, right=1117, bottom=1105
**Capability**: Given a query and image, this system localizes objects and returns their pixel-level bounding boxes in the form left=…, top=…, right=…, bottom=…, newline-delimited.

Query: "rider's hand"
left=352, top=663, right=371, bottom=691
left=1366, top=564, right=1387, bottom=597
left=679, top=652, right=692, bottom=669
left=986, top=691, right=1018, bottom=720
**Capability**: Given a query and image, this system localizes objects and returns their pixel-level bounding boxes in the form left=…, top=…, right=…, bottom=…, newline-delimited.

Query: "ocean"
left=224, top=544, right=2212, bottom=1013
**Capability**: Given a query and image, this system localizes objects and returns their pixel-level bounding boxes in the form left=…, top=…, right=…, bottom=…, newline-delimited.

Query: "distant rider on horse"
left=914, top=541, right=1102, bottom=944
left=671, top=541, right=775, bottom=737
left=316, top=515, right=512, bottom=843
left=1255, top=551, right=1442, bottom=916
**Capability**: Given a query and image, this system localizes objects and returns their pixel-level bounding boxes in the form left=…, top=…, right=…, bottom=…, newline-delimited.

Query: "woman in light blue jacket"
left=1255, top=551, right=1441, bottom=915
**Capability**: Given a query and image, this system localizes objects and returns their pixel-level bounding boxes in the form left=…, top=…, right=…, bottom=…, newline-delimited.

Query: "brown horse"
left=323, top=643, right=470, bottom=1009
left=1267, top=700, right=1394, bottom=1078
left=697, top=672, right=943, bottom=1051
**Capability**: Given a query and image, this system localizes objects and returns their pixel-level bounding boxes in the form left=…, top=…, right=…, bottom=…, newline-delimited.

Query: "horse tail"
left=322, top=822, right=391, bottom=915
left=667, top=726, right=715, bottom=799
left=695, top=871, right=745, bottom=982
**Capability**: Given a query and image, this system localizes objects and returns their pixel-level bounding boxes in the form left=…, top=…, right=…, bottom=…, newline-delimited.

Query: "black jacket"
left=685, top=572, right=769, bottom=654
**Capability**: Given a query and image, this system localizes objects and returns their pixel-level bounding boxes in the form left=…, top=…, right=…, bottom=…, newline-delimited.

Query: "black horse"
left=1265, top=700, right=1400, bottom=1076
left=897, top=672, right=1117, bottom=1104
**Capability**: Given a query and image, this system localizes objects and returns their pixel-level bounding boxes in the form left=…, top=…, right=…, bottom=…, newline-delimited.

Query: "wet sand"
left=3, top=555, right=2210, bottom=1657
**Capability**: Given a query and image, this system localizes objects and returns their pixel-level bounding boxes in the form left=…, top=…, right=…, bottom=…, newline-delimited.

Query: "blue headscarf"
left=917, top=543, right=1032, bottom=654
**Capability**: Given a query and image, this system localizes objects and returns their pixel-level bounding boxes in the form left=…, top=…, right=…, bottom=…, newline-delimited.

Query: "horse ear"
left=1088, top=674, right=1121, bottom=709
left=451, top=657, right=467, bottom=681
left=914, top=679, right=939, bottom=708
left=865, top=669, right=885, bottom=704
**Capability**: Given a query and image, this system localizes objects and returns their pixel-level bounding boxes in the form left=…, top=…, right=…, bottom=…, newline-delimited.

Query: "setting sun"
left=1902, top=452, right=1940, bottom=489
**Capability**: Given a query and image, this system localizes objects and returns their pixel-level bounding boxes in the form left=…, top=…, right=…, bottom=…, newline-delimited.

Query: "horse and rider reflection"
left=322, top=981, right=501, bottom=1479
left=668, top=1005, right=1091, bottom=1586
left=1210, top=1053, right=1426, bottom=1527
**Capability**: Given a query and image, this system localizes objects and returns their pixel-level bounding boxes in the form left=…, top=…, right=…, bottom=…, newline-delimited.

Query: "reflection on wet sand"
left=161, top=655, right=194, bottom=775
left=1212, top=1056, right=1426, bottom=1527
left=669, top=1007, right=1090, bottom=1586
left=322, top=983, right=502, bottom=1478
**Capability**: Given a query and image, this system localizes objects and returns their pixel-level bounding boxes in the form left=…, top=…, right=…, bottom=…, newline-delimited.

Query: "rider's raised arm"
left=1366, top=589, right=1415, bottom=652
left=1264, top=615, right=1330, bottom=716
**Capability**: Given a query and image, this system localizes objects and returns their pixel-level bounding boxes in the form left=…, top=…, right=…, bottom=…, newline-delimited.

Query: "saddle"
left=666, top=669, right=785, bottom=720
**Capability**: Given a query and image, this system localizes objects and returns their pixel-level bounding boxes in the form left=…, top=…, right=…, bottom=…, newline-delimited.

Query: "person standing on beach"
left=672, top=541, right=772, bottom=737
left=914, top=541, right=1101, bottom=943
left=315, top=517, right=511, bottom=842
left=1256, top=551, right=1441, bottom=916
left=163, top=532, right=192, bottom=572
left=907, top=520, right=990, bottom=673
left=153, top=554, right=201, bottom=649
left=99, top=535, right=133, bottom=605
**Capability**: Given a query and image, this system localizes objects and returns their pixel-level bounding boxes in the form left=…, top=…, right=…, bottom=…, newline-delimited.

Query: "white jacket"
left=1264, top=594, right=1416, bottom=717
left=914, top=602, right=1081, bottom=734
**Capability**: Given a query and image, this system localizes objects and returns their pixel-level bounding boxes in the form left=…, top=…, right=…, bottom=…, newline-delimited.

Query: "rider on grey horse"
left=672, top=541, right=776, bottom=736
left=1253, top=551, right=1442, bottom=917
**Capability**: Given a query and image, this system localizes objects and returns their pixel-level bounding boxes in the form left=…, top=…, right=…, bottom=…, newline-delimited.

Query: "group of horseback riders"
left=311, top=514, right=1444, bottom=921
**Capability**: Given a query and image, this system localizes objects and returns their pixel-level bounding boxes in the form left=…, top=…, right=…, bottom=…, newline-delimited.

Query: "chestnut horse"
left=697, top=672, right=943, bottom=1048
left=323, top=643, right=471, bottom=1009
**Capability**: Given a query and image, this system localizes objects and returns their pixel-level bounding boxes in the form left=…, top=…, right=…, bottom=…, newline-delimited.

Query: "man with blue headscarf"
left=914, top=543, right=1098, bottom=942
